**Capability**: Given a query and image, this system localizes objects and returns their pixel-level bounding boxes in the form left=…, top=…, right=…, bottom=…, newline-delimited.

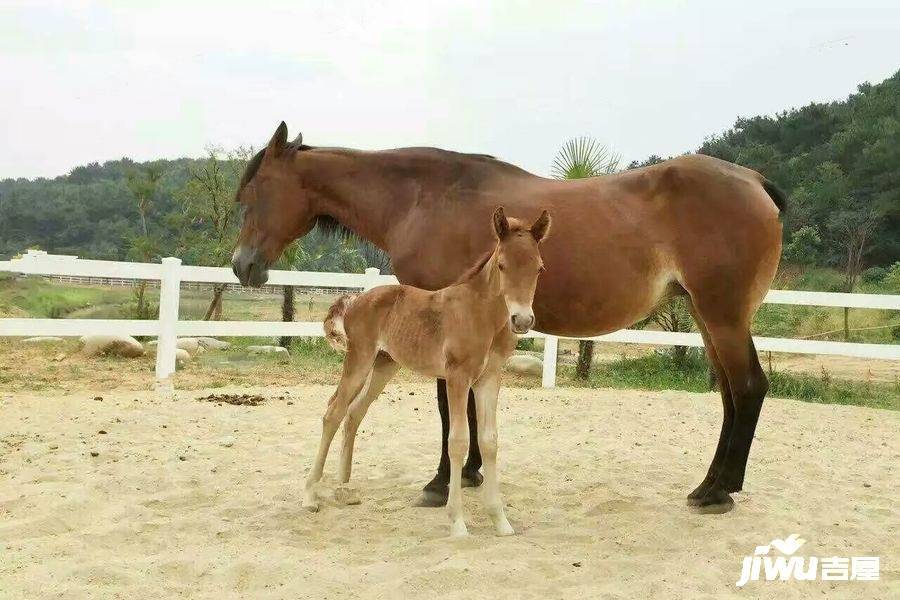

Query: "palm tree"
left=551, top=137, right=621, bottom=380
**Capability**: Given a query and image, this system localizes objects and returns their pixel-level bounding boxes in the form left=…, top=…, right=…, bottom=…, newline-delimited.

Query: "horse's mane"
left=236, top=144, right=531, bottom=200
left=452, top=249, right=495, bottom=285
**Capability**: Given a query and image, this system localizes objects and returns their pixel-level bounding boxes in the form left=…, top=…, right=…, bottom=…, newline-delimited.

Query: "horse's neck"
left=456, top=253, right=508, bottom=324
left=300, top=149, right=515, bottom=252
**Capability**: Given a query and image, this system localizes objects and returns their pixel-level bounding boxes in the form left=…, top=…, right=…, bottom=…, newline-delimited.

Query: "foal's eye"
left=498, top=263, right=505, bottom=272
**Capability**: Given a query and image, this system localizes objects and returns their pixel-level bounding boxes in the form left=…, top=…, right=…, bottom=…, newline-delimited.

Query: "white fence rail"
left=1, top=250, right=898, bottom=388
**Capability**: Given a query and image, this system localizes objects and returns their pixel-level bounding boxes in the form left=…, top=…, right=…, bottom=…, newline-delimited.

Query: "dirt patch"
left=197, top=392, right=267, bottom=406
left=0, top=384, right=897, bottom=598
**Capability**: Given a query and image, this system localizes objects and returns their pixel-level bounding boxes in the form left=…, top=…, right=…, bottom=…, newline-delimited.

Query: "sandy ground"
left=1, top=384, right=897, bottom=599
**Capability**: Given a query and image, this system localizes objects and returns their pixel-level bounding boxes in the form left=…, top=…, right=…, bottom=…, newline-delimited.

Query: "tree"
left=275, top=242, right=301, bottom=349
left=177, top=146, right=251, bottom=320
left=827, top=196, right=882, bottom=340
left=551, top=137, right=621, bottom=379
left=782, top=225, right=822, bottom=265
left=125, top=166, right=163, bottom=318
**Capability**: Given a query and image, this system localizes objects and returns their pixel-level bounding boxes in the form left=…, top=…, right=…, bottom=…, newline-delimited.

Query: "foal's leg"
left=445, top=374, right=472, bottom=537
left=338, top=354, right=399, bottom=483
left=303, top=347, right=376, bottom=511
left=473, top=366, right=514, bottom=536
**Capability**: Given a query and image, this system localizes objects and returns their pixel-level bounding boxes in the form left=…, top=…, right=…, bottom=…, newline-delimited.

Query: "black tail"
left=761, top=179, right=788, bottom=214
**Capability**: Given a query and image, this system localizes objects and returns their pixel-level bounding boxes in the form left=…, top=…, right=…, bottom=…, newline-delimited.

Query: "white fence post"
left=542, top=335, right=558, bottom=388
left=363, top=267, right=380, bottom=291
left=155, top=257, right=182, bottom=380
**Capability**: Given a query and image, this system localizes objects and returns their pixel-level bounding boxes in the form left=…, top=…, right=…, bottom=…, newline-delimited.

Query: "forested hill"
left=698, top=69, right=899, bottom=267
left=1, top=71, right=898, bottom=270
left=0, top=157, right=204, bottom=260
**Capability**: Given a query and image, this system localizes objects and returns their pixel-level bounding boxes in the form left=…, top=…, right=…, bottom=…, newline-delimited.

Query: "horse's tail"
left=323, top=294, right=357, bottom=352
left=761, top=178, right=788, bottom=214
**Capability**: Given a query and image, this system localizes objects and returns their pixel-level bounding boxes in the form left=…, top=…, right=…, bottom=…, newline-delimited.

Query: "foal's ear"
left=492, top=206, right=510, bottom=239
left=266, top=121, right=289, bottom=157
left=530, top=210, right=551, bottom=242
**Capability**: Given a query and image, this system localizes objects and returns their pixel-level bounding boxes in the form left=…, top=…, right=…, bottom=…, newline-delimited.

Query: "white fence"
left=1, top=250, right=898, bottom=388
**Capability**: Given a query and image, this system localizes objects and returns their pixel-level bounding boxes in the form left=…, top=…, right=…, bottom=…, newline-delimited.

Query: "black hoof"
left=687, top=477, right=716, bottom=505
left=462, top=468, right=483, bottom=488
left=414, top=487, right=448, bottom=507
left=689, top=487, right=735, bottom=514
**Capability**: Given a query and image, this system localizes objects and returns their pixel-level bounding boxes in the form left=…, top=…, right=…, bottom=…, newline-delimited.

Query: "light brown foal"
left=303, top=207, right=551, bottom=537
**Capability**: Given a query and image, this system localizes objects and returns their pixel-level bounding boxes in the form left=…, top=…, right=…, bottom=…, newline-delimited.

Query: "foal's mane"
left=453, top=250, right=495, bottom=285
left=450, top=223, right=531, bottom=285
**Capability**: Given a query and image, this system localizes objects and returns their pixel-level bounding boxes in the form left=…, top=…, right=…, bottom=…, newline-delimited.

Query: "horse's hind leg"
left=691, top=320, right=768, bottom=514
left=685, top=299, right=734, bottom=505
left=338, top=353, right=399, bottom=483
left=303, top=344, right=377, bottom=511
left=472, top=366, right=514, bottom=536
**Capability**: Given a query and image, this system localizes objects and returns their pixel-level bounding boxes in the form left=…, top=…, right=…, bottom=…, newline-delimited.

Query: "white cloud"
left=1, top=0, right=898, bottom=178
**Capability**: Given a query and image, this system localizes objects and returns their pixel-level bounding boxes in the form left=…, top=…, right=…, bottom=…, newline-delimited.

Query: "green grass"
left=0, top=276, right=131, bottom=318
left=562, top=351, right=899, bottom=411
left=195, top=337, right=345, bottom=373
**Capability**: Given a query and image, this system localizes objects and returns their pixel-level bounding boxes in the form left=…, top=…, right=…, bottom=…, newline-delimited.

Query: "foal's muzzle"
left=231, top=246, right=270, bottom=288
left=510, top=313, right=535, bottom=334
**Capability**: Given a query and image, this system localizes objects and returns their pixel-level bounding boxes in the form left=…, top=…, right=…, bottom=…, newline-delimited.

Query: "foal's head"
left=490, top=207, right=551, bottom=334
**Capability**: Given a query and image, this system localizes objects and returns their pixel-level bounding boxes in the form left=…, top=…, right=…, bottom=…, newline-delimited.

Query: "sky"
left=2, top=0, right=899, bottom=179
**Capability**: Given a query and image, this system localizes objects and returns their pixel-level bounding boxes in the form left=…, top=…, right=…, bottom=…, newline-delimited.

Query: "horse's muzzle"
left=510, top=313, right=535, bottom=334
left=231, top=246, right=270, bottom=288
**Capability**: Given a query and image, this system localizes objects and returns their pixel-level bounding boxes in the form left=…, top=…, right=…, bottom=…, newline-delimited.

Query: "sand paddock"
left=1, top=383, right=897, bottom=599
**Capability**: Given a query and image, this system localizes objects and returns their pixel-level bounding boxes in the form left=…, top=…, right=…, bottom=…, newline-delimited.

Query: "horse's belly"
left=380, top=333, right=445, bottom=379
left=533, top=267, right=675, bottom=337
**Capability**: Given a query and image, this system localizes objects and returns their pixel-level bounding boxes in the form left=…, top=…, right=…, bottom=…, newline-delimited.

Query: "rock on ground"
left=175, top=338, right=202, bottom=354
left=505, top=354, right=543, bottom=377
left=247, top=345, right=289, bottom=356
left=197, top=337, right=231, bottom=350
left=247, top=345, right=290, bottom=362
left=175, top=348, right=191, bottom=366
left=79, top=335, right=144, bottom=358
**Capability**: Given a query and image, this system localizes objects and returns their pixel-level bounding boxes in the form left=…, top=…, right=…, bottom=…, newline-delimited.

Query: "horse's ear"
left=266, top=121, right=288, bottom=157
left=292, top=132, right=303, bottom=146
left=530, top=210, right=551, bottom=242
left=492, top=206, right=510, bottom=239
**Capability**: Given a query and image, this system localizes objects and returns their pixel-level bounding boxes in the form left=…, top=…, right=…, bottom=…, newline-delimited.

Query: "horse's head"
left=491, top=207, right=551, bottom=334
left=232, top=122, right=317, bottom=287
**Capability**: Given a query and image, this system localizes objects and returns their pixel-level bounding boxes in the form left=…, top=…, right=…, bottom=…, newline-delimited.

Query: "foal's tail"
left=323, top=294, right=357, bottom=352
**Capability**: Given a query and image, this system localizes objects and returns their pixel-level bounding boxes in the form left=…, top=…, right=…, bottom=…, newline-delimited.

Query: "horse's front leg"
left=473, top=365, right=514, bottom=536
left=445, top=373, right=472, bottom=537
left=419, top=381, right=482, bottom=507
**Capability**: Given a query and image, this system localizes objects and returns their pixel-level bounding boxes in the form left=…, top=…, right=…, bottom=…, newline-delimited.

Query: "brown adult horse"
left=232, top=122, right=785, bottom=514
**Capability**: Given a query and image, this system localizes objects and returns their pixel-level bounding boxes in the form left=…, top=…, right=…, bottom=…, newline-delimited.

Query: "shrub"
left=861, top=266, right=887, bottom=284
left=883, top=262, right=900, bottom=293
left=783, top=226, right=822, bottom=265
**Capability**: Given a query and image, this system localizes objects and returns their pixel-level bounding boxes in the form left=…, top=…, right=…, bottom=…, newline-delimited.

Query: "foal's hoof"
left=689, top=488, right=735, bottom=514
left=414, top=488, right=448, bottom=507
left=461, top=469, right=483, bottom=488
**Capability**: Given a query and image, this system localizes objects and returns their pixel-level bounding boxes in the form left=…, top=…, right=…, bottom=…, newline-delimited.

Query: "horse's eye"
left=498, top=263, right=505, bottom=272
left=538, top=265, right=546, bottom=274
